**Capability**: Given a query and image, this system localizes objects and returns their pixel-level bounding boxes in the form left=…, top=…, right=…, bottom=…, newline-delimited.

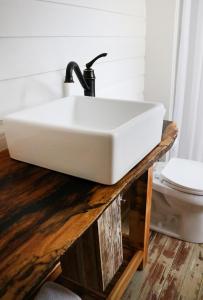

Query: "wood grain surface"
left=128, top=168, right=153, bottom=268
left=0, top=121, right=177, bottom=300
left=97, top=197, right=123, bottom=290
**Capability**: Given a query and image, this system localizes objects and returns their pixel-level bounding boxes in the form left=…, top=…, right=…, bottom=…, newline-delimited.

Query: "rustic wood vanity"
left=0, top=121, right=177, bottom=300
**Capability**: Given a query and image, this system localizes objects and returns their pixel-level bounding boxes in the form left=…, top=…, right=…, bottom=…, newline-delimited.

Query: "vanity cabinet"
left=58, top=168, right=152, bottom=299
left=0, top=121, right=177, bottom=300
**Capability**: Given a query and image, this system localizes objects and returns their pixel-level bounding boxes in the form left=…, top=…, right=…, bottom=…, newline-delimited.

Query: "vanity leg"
left=128, top=167, right=153, bottom=269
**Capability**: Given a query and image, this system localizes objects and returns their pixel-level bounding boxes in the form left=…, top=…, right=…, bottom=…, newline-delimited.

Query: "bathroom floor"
left=122, top=231, right=203, bottom=300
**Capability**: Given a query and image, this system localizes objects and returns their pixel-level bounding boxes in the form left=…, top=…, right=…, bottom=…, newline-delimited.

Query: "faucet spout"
left=64, top=61, right=90, bottom=92
left=64, top=54, right=107, bottom=97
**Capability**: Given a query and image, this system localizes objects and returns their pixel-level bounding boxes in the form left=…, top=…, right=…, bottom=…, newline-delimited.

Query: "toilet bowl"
left=151, top=158, right=203, bottom=243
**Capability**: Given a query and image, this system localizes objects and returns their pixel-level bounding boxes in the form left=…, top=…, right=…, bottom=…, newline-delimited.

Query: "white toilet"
left=151, top=158, right=203, bottom=243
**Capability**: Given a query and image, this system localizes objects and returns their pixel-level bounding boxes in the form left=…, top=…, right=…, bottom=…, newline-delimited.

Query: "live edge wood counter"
left=0, top=121, right=177, bottom=300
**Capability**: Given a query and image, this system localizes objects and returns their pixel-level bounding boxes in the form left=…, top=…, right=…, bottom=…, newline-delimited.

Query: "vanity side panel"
left=97, top=196, right=123, bottom=290
left=60, top=196, right=123, bottom=291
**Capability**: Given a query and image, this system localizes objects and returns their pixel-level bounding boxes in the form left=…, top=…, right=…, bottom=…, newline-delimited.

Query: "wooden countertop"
left=0, top=121, right=177, bottom=300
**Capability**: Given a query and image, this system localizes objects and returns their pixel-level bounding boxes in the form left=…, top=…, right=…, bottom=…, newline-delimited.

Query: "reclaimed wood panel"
left=0, top=121, right=177, bottom=299
left=60, top=226, right=103, bottom=291
left=58, top=239, right=144, bottom=300
left=60, top=196, right=123, bottom=291
left=97, top=197, right=123, bottom=290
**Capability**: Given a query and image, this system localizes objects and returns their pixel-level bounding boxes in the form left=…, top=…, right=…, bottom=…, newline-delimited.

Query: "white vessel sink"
left=4, top=96, right=165, bottom=184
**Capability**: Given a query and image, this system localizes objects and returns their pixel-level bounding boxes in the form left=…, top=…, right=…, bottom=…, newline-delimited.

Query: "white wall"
left=144, top=0, right=180, bottom=118
left=0, top=0, right=146, bottom=147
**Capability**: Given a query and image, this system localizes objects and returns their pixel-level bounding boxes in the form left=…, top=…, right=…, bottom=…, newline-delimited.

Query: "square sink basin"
left=4, top=96, right=165, bottom=184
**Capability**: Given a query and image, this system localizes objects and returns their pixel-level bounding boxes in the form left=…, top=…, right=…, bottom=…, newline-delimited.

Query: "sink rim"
left=4, top=96, right=165, bottom=137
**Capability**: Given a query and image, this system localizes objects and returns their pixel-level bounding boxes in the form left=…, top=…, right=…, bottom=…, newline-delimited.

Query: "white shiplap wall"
left=0, top=0, right=146, bottom=148
left=145, top=0, right=179, bottom=119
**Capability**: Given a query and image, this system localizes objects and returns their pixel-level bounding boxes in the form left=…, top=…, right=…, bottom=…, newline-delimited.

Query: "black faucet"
left=64, top=53, right=107, bottom=97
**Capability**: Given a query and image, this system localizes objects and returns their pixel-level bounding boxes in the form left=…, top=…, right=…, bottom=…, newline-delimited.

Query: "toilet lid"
left=161, top=158, right=203, bottom=195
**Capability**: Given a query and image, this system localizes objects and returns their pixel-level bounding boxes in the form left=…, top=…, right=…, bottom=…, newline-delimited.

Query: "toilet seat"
left=161, top=158, right=203, bottom=196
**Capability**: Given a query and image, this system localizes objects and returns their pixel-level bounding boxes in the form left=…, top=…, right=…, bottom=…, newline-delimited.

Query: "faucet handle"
left=86, top=53, right=107, bottom=69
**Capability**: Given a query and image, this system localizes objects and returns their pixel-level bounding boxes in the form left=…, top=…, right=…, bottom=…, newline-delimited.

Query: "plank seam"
left=35, top=0, right=145, bottom=18
left=0, top=58, right=144, bottom=82
left=0, top=35, right=145, bottom=39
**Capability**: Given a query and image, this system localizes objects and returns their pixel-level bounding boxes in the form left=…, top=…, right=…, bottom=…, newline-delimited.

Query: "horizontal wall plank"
left=97, top=77, right=144, bottom=101
left=37, top=0, right=145, bottom=17
left=0, top=0, right=145, bottom=37
left=0, top=37, right=145, bottom=80
left=96, top=59, right=144, bottom=90
left=0, top=71, right=64, bottom=119
left=68, top=76, right=144, bottom=100
left=0, top=58, right=144, bottom=118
